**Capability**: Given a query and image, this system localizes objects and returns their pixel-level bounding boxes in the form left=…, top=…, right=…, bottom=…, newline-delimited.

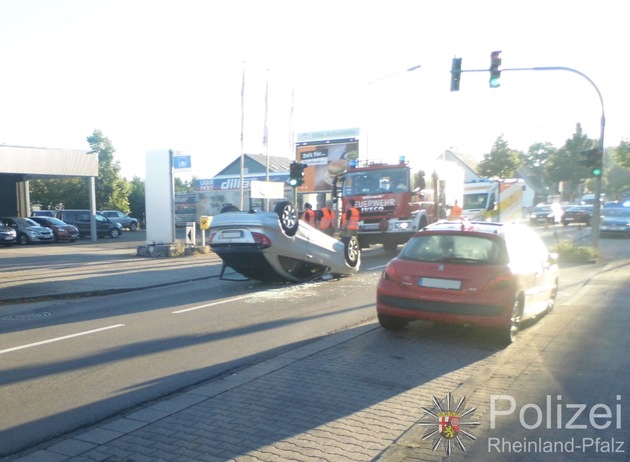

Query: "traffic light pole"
left=461, top=65, right=605, bottom=248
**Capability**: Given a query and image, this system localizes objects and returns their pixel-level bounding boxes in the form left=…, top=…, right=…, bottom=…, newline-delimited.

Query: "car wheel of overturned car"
left=378, top=313, right=408, bottom=331
left=274, top=201, right=299, bottom=237
left=109, top=228, right=121, bottom=239
left=341, top=235, right=360, bottom=267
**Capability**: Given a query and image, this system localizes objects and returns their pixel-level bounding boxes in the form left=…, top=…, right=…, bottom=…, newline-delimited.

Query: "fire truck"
left=331, top=159, right=434, bottom=251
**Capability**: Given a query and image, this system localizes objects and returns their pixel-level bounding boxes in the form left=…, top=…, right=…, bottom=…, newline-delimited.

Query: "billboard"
left=295, top=137, right=359, bottom=192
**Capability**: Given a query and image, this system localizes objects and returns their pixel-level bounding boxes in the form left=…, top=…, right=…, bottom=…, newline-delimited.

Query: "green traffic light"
left=592, top=168, right=602, bottom=177
left=489, top=76, right=500, bottom=88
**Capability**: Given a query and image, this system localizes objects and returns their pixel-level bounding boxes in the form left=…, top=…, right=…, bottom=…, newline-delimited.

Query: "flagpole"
left=289, top=84, right=296, bottom=205
left=239, top=61, right=246, bottom=210
left=263, top=69, right=270, bottom=211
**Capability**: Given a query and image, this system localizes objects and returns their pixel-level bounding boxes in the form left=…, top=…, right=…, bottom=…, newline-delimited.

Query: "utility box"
left=200, top=216, right=212, bottom=230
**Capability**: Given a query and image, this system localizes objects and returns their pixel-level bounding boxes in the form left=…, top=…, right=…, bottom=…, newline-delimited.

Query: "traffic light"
left=580, top=148, right=603, bottom=177
left=489, top=51, right=502, bottom=88
left=450, top=57, right=462, bottom=92
left=289, top=161, right=307, bottom=187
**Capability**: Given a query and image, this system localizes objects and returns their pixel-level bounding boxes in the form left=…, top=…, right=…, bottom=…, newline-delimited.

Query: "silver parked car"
left=99, top=210, right=140, bottom=231
left=0, top=224, right=17, bottom=246
left=0, top=217, right=55, bottom=245
left=209, top=201, right=360, bottom=282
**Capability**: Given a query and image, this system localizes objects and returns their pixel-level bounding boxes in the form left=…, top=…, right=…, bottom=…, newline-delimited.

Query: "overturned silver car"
left=209, top=201, right=361, bottom=282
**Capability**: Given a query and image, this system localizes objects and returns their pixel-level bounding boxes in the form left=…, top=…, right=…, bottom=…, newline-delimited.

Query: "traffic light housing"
left=289, top=161, right=307, bottom=187
left=580, top=148, right=603, bottom=177
left=489, top=51, right=502, bottom=88
left=450, top=57, right=462, bottom=92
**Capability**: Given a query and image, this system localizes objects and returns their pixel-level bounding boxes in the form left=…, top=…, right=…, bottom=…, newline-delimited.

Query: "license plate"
left=221, top=230, right=243, bottom=239
left=418, top=277, right=461, bottom=290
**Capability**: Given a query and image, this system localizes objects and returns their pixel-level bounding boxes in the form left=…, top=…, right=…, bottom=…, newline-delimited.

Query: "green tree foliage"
left=174, top=176, right=196, bottom=193
left=477, top=135, right=522, bottom=178
left=87, top=129, right=131, bottom=211
left=30, top=129, right=132, bottom=211
left=29, top=177, right=88, bottom=210
left=128, top=176, right=146, bottom=223
left=613, top=139, right=630, bottom=170
left=544, top=123, right=598, bottom=200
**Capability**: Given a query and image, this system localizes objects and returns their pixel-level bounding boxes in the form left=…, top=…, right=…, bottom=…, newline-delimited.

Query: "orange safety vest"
left=342, top=207, right=360, bottom=230
left=319, top=207, right=334, bottom=230
left=448, top=204, right=463, bottom=220
left=301, top=208, right=316, bottom=225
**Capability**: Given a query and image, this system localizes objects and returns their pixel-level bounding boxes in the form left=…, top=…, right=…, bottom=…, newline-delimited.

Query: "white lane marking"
left=172, top=294, right=252, bottom=314
left=366, top=264, right=387, bottom=270
left=0, top=324, right=125, bottom=355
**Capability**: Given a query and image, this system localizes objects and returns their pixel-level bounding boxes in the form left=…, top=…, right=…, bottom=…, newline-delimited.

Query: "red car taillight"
left=482, top=269, right=515, bottom=292
left=382, top=262, right=400, bottom=282
left=251, top=232, right=272, bottom=249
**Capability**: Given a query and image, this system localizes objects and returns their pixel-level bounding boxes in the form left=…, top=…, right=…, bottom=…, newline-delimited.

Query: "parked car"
left=209, top=201, right=360, bottom=283
left=31, top=210, right=58, bottom=217
left=376, top=220, right=559, bottom=343
left=528, top=204, right=558, bottom=225
left=55, top=210, right=123, bottom=238
left=600, top=207, right=630, bottom=237
left=99, top=210, right=140, bottom=231
left=30, top=216, right=80, bottom=242
left=0, top=217, right=55, bottom=245
left=561, top=205, right=593, bottom=226
left=0, top=224, right=17, bottom=246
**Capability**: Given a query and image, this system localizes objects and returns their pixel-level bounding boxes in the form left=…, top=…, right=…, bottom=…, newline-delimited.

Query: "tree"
left=29, top=129, right=132, bottom=211
left=477, top=135, right=522, bottom=178
left=87, top=129, right=131, bottom=211
left=544, top=123, right=597, bottom=201
left=128, top=176, right=146, bottom=224
left=613, top=139, right=630, bottom=170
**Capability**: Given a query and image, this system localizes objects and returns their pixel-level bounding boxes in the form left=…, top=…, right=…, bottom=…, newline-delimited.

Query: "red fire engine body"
left=332, top=160, right=431, bottom=251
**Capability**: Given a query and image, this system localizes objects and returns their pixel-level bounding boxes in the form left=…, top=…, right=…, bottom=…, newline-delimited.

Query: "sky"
left=0, top=0, right=628, bottom=180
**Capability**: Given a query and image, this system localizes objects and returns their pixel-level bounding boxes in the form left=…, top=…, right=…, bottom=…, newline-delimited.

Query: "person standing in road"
left=448, top=200, right=463, bottom=220
left=317, top=200, right=336, bottom=236
left=341, top=199, right=360, bottom=237
left=301, top=203, right=316, bottom=226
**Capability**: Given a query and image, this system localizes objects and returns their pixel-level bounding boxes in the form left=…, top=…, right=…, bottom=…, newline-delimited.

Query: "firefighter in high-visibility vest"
left=341, top=199, right=360, bottom=237
left=301, top=203, right=316, bottom=226
left=317, top=200, right=335, bottom=236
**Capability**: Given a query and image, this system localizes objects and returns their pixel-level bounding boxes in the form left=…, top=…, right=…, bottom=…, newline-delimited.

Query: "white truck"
left=462, top=179, right=533, bottom=223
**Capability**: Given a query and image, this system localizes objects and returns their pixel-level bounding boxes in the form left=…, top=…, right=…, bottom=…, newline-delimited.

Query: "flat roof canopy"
left=0, top=145, right=98, bottom=178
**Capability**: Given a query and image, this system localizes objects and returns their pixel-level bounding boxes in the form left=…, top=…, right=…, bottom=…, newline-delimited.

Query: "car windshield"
left=400, top=233, right=507, bottom=265
left=17, top=218, right=39, bottom=227
left=342, top=168, right=409, bottom=195
left=41, top=217, right=67, bottom=226
left=462, top=193, right=488, bottom=210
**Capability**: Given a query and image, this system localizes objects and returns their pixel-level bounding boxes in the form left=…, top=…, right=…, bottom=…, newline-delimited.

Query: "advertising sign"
left=295, top=137, right=359, bottom=192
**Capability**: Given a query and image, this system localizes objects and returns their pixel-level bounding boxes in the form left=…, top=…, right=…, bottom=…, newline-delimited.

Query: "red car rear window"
left=400, top=233, right=507, bottom=265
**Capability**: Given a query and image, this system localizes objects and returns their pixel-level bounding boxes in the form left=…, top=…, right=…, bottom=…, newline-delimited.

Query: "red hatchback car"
left=376, top=221, right=559, bottom=343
